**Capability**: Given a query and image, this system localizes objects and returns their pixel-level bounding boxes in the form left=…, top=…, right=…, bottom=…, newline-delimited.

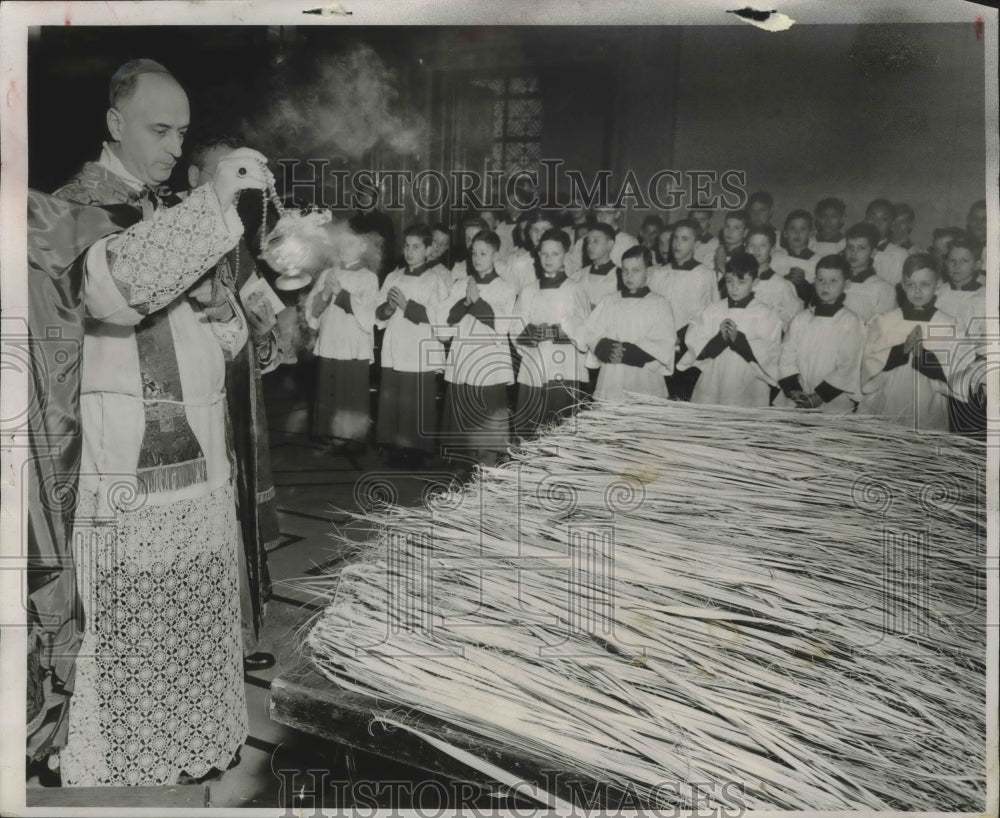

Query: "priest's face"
left=107, top=73, right=190, bottom=187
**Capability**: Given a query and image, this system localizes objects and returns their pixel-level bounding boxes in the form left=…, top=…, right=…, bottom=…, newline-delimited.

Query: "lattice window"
left=472, top=76, right=542, bottom=176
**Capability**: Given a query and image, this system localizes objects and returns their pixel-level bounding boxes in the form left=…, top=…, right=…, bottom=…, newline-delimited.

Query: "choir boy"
left=937, top=239, right=987, bottom=339
left=937, top=239, right=988, bottom=436
left=680, top=251, right=782, bottom=408
left=570, top=205, right=638, bottom=271
left=842, top=222, right=897, bottom=325
left=639, top=214, right=666, bottom=253
left=506, top=210, right=573, bottom=295
left=713, top=209, right=751, bottom=279
left=573, top=222, right=622, bottom=307
left=745, top=225, right=802, bottom=332
left=865, top=198, right=908, bottom=286
left=689, top=208, right=719, bottom=266
left=584, top=246, right=675, bottom=401
left=450, top=217, right=490, bottom=287
left=781, top=209, right=820, bottom=303
left=428, top=221, right=454, bottom=268
left=375, top=224, right=450, bottom=463
left=655, top=225, right=675, bottom=267
left=929, top=227, right=967, bottom=274
left=512, top=228, right=591, bottom=436
left=858, top=253, right=957, bottom=431
left=305, top=221, right=379, bottom=451
left=966, top=199, right=987, bottom=279
left=810, top=197, right=847, bottom=257
left=441, top=230, right=516, bottom=466
left=890, top=203, right=919, bottom=253
left=647, top=219, right=718, bottom=400
left=774, top=255, right=865, bottom=414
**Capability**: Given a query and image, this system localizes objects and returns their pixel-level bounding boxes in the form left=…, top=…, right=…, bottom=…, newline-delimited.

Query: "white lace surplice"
left=59, top=185, right=249, bottom=786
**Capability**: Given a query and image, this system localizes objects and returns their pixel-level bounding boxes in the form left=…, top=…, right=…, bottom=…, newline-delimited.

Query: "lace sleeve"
left=104, top=185, right=243, bottom=314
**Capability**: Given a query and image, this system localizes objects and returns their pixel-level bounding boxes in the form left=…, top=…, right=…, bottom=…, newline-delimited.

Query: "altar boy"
left=774, top=255, right=865, bottom=414
left=584, top=246, right=675, bottom=401
left=858, top=253, right=957, bottom=431
left=305, top=221, right=379, bottom=451
left=680, top=252, right=782, bottom=408
left=441, top=230, right=516, bottom=465
left=375, top=224, right=450, bottom=462
left=512, top=228, right=591, bottom=436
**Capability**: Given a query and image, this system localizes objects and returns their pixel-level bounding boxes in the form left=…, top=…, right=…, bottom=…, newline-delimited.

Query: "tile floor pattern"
left=212, top=431, right=470, bottom=809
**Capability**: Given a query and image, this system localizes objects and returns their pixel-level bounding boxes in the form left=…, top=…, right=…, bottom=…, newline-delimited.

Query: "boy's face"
left=528, top=220, right=554, bottom=249
left=621, top=257, right=648, bottom=291
left=586, top=230, right=613, bottom=262
left=814, top=266, right=846, bottom=304
left=784, top=217, right=811, bottom=253
left=538, top=239, right=567, bottom=274
left=430, top=229, right=450, bottom=260
left=968, top=205, right=987, bottom=244
left=481, top=212, right=499, bottom=231
left=816, top=206, right=844, bottom=236
left=595, top=208, right=619, bottom=228
left=724, top=271, right=755, bottom=302
left=745, top=233, right=773, bottom=267
left=946, top=247, right=977, bottom=286
left=865, top=205, right=893, bottom=240
left=640, top=223, right=660, bottom=248
left=749, top=201, right=772, bottom=226
left=690, top=211, right=712, bottom=234
left=890, top=213, right=913, bottom=243
left=672, top=226, right=697, bottom=261
left=932, top=235, right=954, bottom=262
left=470, top=239, right=497, bottom=275
left=845, top=237, right=873, bottom=271
left=403, top=235, right=429, bottom=267
left=657, top=230, right=673, bottom=258
left=339, top=231, right=366, bottom=265
left=902, top=267, right=939, bottom=309
left=722, top=218, right=748, bottom=248
left=464, top=225, right=481, bottom=249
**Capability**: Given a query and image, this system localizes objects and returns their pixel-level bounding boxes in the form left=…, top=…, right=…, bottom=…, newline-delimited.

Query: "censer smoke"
left=252, top=178, right=338, bottom=291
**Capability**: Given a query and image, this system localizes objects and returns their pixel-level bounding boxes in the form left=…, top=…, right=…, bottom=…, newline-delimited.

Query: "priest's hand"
left=212, top=148, right=273, bottom=208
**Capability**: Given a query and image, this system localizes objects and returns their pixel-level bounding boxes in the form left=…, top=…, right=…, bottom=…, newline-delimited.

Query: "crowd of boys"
left=304, top=194, right=990, bottom=467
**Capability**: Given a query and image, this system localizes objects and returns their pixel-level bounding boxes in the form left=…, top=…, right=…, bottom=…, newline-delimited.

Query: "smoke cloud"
left=245, top=42, right=426, bottom=162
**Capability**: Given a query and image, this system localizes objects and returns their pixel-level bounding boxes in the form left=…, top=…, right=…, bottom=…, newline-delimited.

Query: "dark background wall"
left=670, top=24, right=986, bottom=244
left=28, top=24, right=986, bottom=246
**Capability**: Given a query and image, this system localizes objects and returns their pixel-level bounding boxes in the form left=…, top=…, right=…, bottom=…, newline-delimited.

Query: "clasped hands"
left=385, top=285, right=408, bottom=314
left=520, top=322, right=564, bottom=347
left=903, top=325, right=923, bottom=356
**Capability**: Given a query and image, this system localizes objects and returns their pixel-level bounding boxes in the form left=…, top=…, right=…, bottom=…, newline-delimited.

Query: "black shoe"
left=243, top=652, right=276, bottom=672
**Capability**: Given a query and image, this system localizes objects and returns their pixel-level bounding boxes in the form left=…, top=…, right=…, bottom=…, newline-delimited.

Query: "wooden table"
left=270, top=662, right=619, bottom=808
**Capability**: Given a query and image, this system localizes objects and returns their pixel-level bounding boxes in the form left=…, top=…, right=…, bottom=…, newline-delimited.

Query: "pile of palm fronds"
left=300, top=396, right=987, bottom=811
